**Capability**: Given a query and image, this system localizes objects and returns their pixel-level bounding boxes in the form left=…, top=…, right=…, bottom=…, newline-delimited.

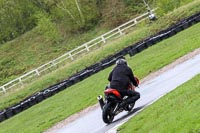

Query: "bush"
left=34, top=12, right=62, bottom=42
left=0, top=0, right=37, bottom=45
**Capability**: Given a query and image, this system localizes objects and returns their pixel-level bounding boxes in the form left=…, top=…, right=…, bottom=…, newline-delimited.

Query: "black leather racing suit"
left=108, top=64, right=140, bottom=104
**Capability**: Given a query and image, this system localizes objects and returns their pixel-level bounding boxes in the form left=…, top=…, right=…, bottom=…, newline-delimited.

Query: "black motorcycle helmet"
left=116, top=58, right=127, bottom=65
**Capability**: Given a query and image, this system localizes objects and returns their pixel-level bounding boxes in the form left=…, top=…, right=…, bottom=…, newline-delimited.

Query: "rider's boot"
left=119, top=100, right=128, bottom=108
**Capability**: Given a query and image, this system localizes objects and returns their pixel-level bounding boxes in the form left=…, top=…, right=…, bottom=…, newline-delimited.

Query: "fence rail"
left=0, top=9, right=156, bottom=94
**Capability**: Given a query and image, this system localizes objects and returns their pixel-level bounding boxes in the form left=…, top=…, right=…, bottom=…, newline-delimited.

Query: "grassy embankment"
left=118, top=74, right=200, bottom=133
left=0, top=15, right=200, bottom=133
left=0, top=0, right=200, bottom=111
left=0, top=0, right=149, bottom=86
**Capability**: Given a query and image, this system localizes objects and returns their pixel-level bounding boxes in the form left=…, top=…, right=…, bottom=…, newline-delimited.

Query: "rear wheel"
left=102, top=102, right=114, bottom=124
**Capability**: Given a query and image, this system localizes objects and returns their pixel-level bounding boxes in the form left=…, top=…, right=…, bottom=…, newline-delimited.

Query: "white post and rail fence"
left=0, top=9, right=156, bottom=94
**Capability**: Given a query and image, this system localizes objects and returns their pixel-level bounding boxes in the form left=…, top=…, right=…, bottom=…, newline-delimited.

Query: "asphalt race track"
left=53, top=53, right=200, bottom=133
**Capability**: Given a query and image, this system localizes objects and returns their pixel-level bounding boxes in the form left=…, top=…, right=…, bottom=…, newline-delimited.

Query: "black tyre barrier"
left=48, top=86, right=57, bottom=95
left=78, top=70, right=92, bottom=80
left=159, top=32, right=170, bottom=40
left=56, top=82, right=66, bottom=91
left=128, top=48, right=138, bottom=57
left=5, top=109, right=14, bottom=118
left=182, top=22, right=190, bottom=29
left=35, top=92, right=44, bottom=103
left=43, top=89, right=52, bottom=98
left=63, top=80, right=73, bottom=88
left=119, top=49, right=128, bottom=56
left=136, top=42, right=148, bottom=52
left=197, top=16, right=200, bottom=22
left=128, top=12, right=200, bottom=57
left=0, top=11, right=199, bottom=123
left=11, top=104, right=22, bottom=114
left=20, top=100, right=30, bottom=110
left=152, top=36, right=161, bottom=44
left=102, top=63, right=111, bottom=69
left=174, top=25, right=184, bottom=33
left=50, top=86, right=60, bottom=95
left=86, top=63, right=99, bottom=70
left=168, top=30, right=177, bottom=37
left=114, top=51, right=124, bottom=58
left=0, top=110, right=6, bottom=122
left=102, top=59, right=116, bottom=68
left=94, top=65, right=104, bottom=73
left=69, top=75, right=83, bottom=84
left=28, top=96, right=37, bottom=106
left=100, top=56, right=112, bottom=64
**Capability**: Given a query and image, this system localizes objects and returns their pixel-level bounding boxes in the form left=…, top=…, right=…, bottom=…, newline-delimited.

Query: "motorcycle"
left=97, top=77, right=139, bottom=124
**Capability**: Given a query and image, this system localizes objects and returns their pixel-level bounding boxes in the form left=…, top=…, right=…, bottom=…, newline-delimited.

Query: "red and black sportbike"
left=97, top=77, right=139, bottom=124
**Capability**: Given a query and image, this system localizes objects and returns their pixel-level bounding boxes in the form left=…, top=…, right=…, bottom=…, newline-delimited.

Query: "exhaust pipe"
left=97, top=95, right=104, bottom=110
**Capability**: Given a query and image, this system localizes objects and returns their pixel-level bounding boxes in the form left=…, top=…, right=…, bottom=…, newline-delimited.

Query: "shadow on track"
left=111, top=105, right=146, bottom=124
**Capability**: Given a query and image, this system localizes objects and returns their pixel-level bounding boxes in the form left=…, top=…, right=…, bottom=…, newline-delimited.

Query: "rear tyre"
left=102, top=102, right=114, bottom=124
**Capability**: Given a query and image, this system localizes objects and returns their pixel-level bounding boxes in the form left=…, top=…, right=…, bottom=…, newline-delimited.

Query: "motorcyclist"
left=108, top=57, right=140, bottom=107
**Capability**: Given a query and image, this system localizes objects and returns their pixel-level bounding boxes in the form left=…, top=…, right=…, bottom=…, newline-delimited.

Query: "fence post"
left=118, top=28, right=124, bottom=36
left=134, top=19, right=137, bottom=24
left=101, top=36, right=106, bottom=43
left=19, top=78, right=23, bottom=85
left=1, top=86, right=6, bottom=93
left=35, top=69, right=40, bottom=76
left=84, top=44, right=90, bottom=52
left=68, top=52, right=74, bottom=60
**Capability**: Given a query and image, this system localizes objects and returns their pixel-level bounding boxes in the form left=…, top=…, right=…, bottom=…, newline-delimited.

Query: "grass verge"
left=118, top=74, right=200, bottom=133
left=0, top=19, right=199, bottom=133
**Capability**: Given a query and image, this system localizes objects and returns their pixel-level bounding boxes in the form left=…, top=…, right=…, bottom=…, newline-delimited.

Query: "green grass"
left=0, top=26, right=107, bottom=85
left=118, top=74, right=200, bottom=133
left=0, top=0, right=200, bottom=111
left=0, top=17, right=200, bottom=133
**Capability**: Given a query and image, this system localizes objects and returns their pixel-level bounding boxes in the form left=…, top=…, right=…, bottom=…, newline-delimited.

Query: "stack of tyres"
left=128, top=41, right=148, bottom=56
left=43, top=89, right=52, bottom=98
left=11, top=104, right=22, bottom=114
left=87, top=63, right=99, bottom=71
left=78, top=70, right=92, bottom=80
left=20, top=100, right=30, bottom=110
left=182, top=21, right=190, bottom=29
left=168, top=29, right=177, bottom=37
left=136, top=42, right=148, bottom=52
left=94, top=65, right=104, bottom=73
left=175, top=25, right=184, bottom=33
left=64, top=80, right=73, bottom=88
left=5, top=108, right=14, bottom=119
left=35, top=92, right=45, bottom=103
left=159, top=31, right=170, bottom=40
left=28, top=96, right=37, bottom=106
left=56, top=82, right=67, bottom=91
left=0, top=110, right=6, bottom=122
left=102, top=61, right=113, bottom=68
left=70, top=76, right=81, bottom=84
left=49, top=86, right=60, bottom=95
left=128, top=48, right=138, bottom=57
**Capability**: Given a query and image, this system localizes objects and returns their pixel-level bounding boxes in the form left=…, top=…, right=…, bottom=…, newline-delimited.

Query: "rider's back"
left=108, top=64, right=132, bottom=91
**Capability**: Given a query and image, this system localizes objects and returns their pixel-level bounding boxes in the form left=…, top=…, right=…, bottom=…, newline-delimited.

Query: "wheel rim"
left=102, top=102, right=115, bottom=123
left=107, top=106, right=114, bottom=122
